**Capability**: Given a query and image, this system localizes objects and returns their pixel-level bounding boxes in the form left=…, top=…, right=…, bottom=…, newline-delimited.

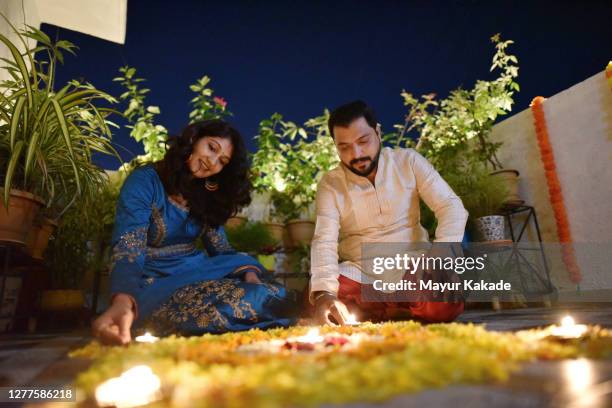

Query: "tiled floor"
left=0, top=305, right=611, bottom=407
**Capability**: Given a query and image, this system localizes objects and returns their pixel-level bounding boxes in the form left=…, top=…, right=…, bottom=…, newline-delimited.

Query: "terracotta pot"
left=225, top=215, right=248, bottom=230
left=26, top=218, right=59, bottom=260
left=40, top=289, right=85, bottom=312
left=0, top=189, right=44, bottom=245
left=282, top=226, right=293, bottom=249
left=489, top=169, right=522, bottom=206
left=287, top=220, right=315, bottom=247
left=475, top=215, right=505, bottom=241
left=263, top=222, right=284, bottom=246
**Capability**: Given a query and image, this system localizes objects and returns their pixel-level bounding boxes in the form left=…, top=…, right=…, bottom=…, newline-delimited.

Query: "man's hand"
left=313, top=292, right=351, bottom=325
left=92, top=294, right=135, bottom=345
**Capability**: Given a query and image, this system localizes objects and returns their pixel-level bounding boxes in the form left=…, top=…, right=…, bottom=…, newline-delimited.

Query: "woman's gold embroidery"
left=110, top=226, right=147, bottom=268
left=146, top=243, right=196, bottom=258
left=205, top=227, right=233, bottom=253
left=150, top=205, right=166, bottom=247
left=149, top=280, right=257, bottom=332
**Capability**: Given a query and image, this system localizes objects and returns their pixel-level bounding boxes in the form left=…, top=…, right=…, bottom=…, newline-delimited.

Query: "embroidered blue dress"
left=109, top=165, right=296, bottom=335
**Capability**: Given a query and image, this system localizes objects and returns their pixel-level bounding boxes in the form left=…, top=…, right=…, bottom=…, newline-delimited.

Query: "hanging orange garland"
left=606, top=61, right=612, bottom=90
left=530, top=96, right=581, bottom=284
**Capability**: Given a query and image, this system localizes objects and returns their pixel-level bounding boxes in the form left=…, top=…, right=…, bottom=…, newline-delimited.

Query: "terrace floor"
left=0, top=304, right=611, bottom=407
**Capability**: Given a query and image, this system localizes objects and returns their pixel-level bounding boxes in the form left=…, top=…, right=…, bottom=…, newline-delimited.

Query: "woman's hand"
left=91, top=294, right=135, bottom=345
left=244, top=271, right=262, bottom=284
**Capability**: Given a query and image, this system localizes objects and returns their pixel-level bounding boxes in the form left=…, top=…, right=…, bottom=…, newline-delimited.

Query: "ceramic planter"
left=286, top=220, right=315, bottom=247
left=0, top=190, right=44, bottom=245
left=489, top=169, right=522, bottom=206
left=26, top=218, right=59, bottom=260
left=475, top=215, right=505, bottom=241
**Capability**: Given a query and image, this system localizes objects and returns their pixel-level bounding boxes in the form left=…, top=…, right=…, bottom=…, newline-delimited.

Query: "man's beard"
left=345, top=144, right=381, bottom=178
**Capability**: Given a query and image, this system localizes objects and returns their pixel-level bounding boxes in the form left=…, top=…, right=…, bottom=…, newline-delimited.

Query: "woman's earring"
left=204, top=179, right=219, bottom=191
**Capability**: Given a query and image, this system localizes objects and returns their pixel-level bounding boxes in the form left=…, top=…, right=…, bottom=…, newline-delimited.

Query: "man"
left=310, top=100, right=468, bottom=325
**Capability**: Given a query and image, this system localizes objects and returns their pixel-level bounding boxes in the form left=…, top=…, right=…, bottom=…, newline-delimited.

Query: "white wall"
left=1, top=0, right=126, bottom=84
left=0, top=0, right=40, bottom=84
left=491, top=70, right=612, bottom=293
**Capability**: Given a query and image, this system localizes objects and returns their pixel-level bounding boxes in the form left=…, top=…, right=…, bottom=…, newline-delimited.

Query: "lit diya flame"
left=135, top=332, right=159, bottom=343
left=96, top=365, right=162, bottom=408
left=551, top=315, right=588, bottom=339
left=95, top=365, right=162, bottom=408
left=282, top=328, right=325, bottom=351
left=345, top=313, right=359, bottom=326
left=296, top=328, right=324, bottom=344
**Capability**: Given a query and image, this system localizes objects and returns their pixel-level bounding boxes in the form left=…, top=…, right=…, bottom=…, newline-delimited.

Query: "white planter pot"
left=475, top=215, right=505, bottom=241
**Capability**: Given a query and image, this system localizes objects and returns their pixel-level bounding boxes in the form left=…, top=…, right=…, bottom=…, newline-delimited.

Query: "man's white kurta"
left=310, top=147, right=468, bottom=297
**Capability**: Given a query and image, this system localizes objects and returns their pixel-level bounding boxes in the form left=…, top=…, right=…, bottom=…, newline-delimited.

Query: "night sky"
left=40, top=0, right=612, bottom=170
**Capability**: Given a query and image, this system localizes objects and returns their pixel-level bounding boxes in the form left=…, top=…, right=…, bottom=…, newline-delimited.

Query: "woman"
left=92, top=120, right=296, bottom=345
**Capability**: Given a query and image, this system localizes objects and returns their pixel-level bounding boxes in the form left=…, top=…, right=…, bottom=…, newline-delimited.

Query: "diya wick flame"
left=95, top=365, right=162, bottom=408
left=296, top=328, right=324, bottom=344
left=135, top=332, right=159, bottom=343
left=345, top=313, right=360, bottom=326
left=551, top=315, right=588, bottom=339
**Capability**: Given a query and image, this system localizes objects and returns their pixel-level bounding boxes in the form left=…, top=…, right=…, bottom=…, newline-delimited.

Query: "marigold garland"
left=606, top=61, right=612, bottom=90
left=530, top=96, right=581, bottom=284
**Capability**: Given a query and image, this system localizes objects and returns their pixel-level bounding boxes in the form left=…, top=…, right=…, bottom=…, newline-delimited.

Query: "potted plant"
left=24, top=216, right=58, bottom=260
left=266, top=200, right=292, bottom=250
left=446, top=162, right=509, bottom=242
left=284, top=112, right=338, bottom=246
left=393, top=34, right=521, bottom=206
left=251, top=111, right=339, bottom=247
left=225, top=221, right=280, bottom=270
left=0, top=23, right=118, bottom=248
left=225, top=212, right=249, bottom=230
left=41, top=173, right=122, bottom=318
left=257, top=199, right=285, bottom=245
left=251, top=113, right=293, bottom=244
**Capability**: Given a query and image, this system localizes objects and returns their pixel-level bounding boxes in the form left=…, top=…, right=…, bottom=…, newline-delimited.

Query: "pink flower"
left=213, top=96, right=227, bottom=109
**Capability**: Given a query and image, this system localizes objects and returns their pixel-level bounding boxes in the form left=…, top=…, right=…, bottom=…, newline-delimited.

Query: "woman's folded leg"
left=142, top=278, right=297, bottom=336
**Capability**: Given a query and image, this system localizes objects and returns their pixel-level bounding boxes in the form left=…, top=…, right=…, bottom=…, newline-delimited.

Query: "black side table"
left=500, top=204, right=555, bottom=296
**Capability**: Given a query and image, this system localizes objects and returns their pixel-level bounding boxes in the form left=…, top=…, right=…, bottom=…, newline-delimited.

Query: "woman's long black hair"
left=154, top=120, right=252, bottom=228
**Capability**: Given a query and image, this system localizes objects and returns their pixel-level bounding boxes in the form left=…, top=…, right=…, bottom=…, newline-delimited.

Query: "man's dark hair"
left=328, top=100, right=378, bottom=138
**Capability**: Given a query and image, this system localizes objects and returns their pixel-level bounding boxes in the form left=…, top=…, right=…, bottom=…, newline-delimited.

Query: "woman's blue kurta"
left=109, top=165, right=295, bottom=335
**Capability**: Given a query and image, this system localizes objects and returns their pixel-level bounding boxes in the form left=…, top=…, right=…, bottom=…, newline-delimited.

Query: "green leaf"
left=0, top=33, right=33, bottom=107
left=50, top=98, right=75, bottom=160
left=4, top=140, right=24, bottom=205
left=23, top=128, right=41, bottom=179
left=9, top=95, right=26, bottom=149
